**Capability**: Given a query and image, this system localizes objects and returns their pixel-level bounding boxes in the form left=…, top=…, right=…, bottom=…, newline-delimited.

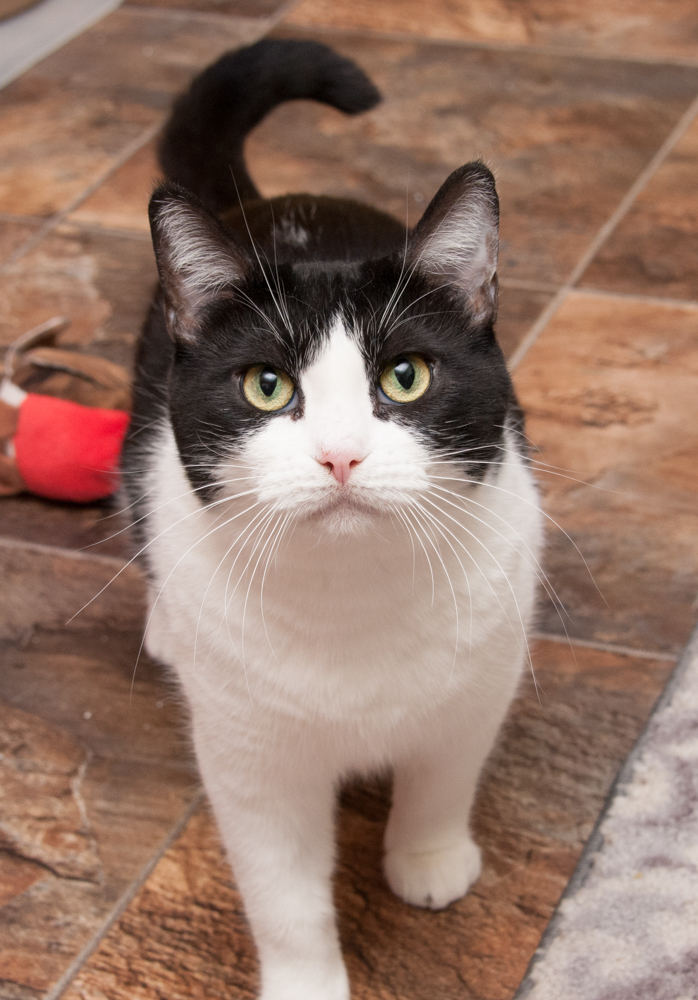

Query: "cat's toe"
left=384, top=836, right=481, bottom=909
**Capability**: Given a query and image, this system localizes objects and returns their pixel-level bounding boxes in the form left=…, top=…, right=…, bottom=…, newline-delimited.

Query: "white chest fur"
left=144, top=424, right=540, bottom=746
left=137, top=328, right=542, bottom=1000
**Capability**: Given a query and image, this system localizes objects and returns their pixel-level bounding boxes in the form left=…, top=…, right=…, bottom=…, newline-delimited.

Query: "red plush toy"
left=0, top=318, right=131, bottom=503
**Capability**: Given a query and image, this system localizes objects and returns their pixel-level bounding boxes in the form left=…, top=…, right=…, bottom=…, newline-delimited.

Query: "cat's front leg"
left=384, top=699, right=508, bottom=910
left=196, top=737, right=348, bottom=1000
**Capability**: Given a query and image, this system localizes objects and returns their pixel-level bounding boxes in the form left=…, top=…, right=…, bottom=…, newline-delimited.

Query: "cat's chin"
left=307, top=496, right=380, bottom=537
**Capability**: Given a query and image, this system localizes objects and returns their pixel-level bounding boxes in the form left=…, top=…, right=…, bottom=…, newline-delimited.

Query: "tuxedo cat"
left=122, top=39, right=543, bottom=1000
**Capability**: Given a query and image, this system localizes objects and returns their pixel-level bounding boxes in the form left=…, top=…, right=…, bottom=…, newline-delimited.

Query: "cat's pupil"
left=394, top=360, right=415, bottom=391
left=259, top=369, right=278, bottom=397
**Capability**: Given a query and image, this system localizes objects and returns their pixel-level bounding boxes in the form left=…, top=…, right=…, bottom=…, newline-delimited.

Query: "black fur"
left=123, top=39, right=520, bottom=521
left=159, top=39, right=381, bottom=212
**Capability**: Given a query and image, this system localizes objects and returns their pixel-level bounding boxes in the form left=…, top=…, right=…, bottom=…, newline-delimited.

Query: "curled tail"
left=158, top=38, right=381, bottom=213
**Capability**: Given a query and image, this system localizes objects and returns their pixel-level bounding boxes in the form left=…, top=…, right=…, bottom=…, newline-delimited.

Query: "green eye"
left=379, top=354, right=431, bottom=404
left=243, top=365, right=295, bottom=412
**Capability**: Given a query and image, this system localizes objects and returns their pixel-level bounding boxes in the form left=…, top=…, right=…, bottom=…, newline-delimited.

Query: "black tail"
left=158, top=39, right=381, bottom=214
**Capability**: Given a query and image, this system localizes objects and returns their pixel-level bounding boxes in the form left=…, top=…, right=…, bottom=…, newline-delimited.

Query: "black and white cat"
left=122, top=39, right=543, bottom=1000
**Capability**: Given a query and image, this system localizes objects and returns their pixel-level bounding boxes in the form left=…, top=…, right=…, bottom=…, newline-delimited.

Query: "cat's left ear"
left=407, top=162, right=499, bottom=325
left=149, top=184, right=251, bottom=345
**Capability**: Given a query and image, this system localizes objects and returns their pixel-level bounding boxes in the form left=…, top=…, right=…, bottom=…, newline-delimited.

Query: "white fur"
left=140, top=319, right=543, bottom=999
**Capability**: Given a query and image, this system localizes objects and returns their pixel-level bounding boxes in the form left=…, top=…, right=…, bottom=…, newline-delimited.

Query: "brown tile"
left=285, top=0, right=698, bottom=62
left=497, top=285, right=555, bottom=360
left=249, top=28, right=698, bottom=285
left=0, top=542, right=194, bottom=996
left=580, top=116, right=698, bottom=302
left=0, top=219, right=42, bottom=267
left=514, top=291, right=698, bottom=653
left=0, top=82, right=156, bottom=218
left=0, top=6, right=269, bottom=218
left=0, top=544, right=181, bottom=765
left=62, top=807, right=258, bottom=1000
left=2, top=632, right=183, bottom=766
left=1, top=702, right=100, bottom=881
left=67, top=141, right=161, bottom=234
left=0, top=495, right=133, bottom=560
left=0, top=853, right=44, bottom=912
left=0, top=767, right=193, bottom=997
left=0, top=541, right=143, bottom=643
left=60, top=640, right=672, bottom=1000
left=32, top=6, right=273, bottom=99
left=127, top=0, right=286, bottom=16
left=0, top=224, right=157, bottom=365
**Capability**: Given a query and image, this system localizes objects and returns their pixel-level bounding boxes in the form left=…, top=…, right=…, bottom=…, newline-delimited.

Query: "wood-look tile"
left=580, top=116, right=698, bottom=302
left=515, top=291, right=698, bottom=653
left=0, top=543, right=194, bottom=996
left=60, top=640, right=672, bottom=1000
left=0, top=495, right=132, bottom=559
left=248, top=28, right=698, bottom=285
left=498, top=286, right=555, bottom=360
left=0, top=82, right=157, bottom=219
left=25, top=7, right=270, bottom=103
left=0, top=541, right=144, bottom=643
left=285, top=0, right=698, bottom=62
left=67, top=141, right=161, bottom=234
left=0, top=6, right=269, bottom=219
left=126, top=0, right=287, bottom=16
left=0, top=225, right=157, bottom=365
left=0, top=219, right=41, bottom=267
left=1, top=702, right=101, bottom=882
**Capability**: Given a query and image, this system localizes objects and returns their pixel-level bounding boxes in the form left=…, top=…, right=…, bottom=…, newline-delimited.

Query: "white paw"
left=384, top=836, right=482, bottom=910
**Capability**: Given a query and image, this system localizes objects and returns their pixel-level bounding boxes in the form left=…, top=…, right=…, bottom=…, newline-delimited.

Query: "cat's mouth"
left=304, top=490, right=382, bottom=535
left=303, top=483, right=416, bottom=530
left=312, top=490, right=378, bottom=518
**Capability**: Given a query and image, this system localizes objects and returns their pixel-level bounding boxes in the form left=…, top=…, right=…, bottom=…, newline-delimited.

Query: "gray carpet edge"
left=515, top=621, right=698, bottom=1000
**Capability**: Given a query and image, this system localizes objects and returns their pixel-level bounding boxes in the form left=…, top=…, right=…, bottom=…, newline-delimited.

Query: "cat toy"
left=0, top=317, right=130, bottom=502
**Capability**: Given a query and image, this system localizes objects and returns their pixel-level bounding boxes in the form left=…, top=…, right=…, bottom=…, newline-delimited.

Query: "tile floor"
left=0, top=1, right=696, bottom=998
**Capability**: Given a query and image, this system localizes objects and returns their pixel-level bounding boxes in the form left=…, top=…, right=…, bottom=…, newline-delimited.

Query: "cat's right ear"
left=407, top=162, right=499, bottom=325
left=148, top=184, right=251, bottom=345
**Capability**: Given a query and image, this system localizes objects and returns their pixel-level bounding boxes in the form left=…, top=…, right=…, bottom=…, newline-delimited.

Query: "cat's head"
left=149, top=163, right=516, bottom=536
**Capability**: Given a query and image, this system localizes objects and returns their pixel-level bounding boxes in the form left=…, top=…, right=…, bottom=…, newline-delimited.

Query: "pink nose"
left=319, top=450, right=363, bottom=486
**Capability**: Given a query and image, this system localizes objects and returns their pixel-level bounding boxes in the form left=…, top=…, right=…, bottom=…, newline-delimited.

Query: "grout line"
left=498, top=277, right=561, bottom=294
left=43, top=789, right=204, bottom=1000
left=0, top=0, right=291, bottom=278
left=0, top=534, right=131, bottom=571
left=121, top=0, right=303, bottom=30
left=274, top=20, right=698, bottom=69
left=59, top=219, right=153, bottom=241
left=569, top=286, right=698, bottom=311
left=531, top=631, right=678, bottom=663
left=507, top=88, right=698, bottom=371
left=506, top=286, right=570, bottom=371
left=0, top=211, right=45, bottom=225
left=0, top=120, right=164, bottom=278
left=120, top=4, right=276, bottom=28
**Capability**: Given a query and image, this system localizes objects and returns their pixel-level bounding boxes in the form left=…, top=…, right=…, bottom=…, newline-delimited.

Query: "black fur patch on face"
left=124, top=164, right=520, bottom=517
left=151, top=255, right=514, bottom=502
left=353, top=258, right=513, bottom=478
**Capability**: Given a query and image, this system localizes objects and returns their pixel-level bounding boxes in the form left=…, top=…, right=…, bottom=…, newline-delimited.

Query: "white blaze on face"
left=300, top=317, right=374, bottom=484
left=233, top=314, right=431, bottom=524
